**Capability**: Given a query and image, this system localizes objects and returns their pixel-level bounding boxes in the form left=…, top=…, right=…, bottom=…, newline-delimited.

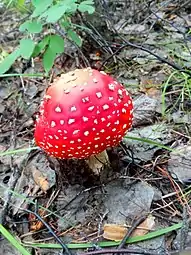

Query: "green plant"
left=0, top=0, right=95, bottom=74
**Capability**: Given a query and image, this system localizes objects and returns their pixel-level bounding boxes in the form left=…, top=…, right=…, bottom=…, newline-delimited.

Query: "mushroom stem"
left=86, top=150, right=109, bottom=175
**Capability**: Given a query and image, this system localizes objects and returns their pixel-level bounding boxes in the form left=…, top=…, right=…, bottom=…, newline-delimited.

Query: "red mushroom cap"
left=34, top=68, right=133, bottom=159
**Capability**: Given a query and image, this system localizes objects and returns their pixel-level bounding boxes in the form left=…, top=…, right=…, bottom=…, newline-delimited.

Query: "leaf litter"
left=0, top=1, right=191, bottom=255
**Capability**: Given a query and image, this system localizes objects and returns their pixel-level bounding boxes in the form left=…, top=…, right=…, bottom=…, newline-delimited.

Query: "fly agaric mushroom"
left=34, top=68, right=133, bottom=174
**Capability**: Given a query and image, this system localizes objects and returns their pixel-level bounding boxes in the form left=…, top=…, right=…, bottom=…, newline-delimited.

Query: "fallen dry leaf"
left=103, top=215, right=155, bottom=241
left=31, top=166, right=50, bottom=192
left=29, top=209, right=46, bottom=231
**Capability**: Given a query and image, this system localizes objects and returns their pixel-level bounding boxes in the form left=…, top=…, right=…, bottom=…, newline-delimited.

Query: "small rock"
left=168, top=145, right=191, bottom=182
left=104, top=180, right=155, bottom=224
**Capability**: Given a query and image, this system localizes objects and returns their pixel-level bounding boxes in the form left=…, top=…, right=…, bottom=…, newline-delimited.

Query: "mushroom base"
left=86, top=150, right=109, bottom=175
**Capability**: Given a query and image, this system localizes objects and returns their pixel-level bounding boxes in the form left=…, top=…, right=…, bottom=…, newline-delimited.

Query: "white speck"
left=118, top=99, right=122, bottom=103
left=78, top=139, right=82, bottom=142
left=126, top=91, right=129, bottom=96
left=88, top=106, right=95, bottom=111
left=107, top=123, right=111, bottom=127
left=47, top=142, right=53, bottom=147
left=84, top=131, right=89, bottom=136
left=64, top=89, right=70, bottom=94
left=96, top=92, right=102, bottom=98
left=73, top=130, right=80, bottom=135
left=62, top=145, right=66, bottom=147
left=63, top=137, right=67, bottom=140
left=58, top=130, right=62, bottom=133
left=51, top=121, right=56, bottom=127
left=60, top=120, right=64, bottom=125
left=44, top=95, right=51, bottom=99
left=80, top=87, right=84, bottom=91
left=88, top=142, right=92, bottom=145
left=83, top=116, right=89, bottom=122
left=100, top=129, right=105, bottom=133
left=130, top=109, right=133, bottom=114
left=107, top=115, right=112, bottom=119
left=95, top=145, right=99, bottom=148
left=103, top=104, right=109, bottom=110
left=114, top=81, right=118, bottom=84
left=54, top=135, right=59, bottom=140
left=83, top=143, right=86, bottom=146
left=85, top=152, right=90, bottom=155
left=72, top=84, right=77, bottom=88
left=71, top=106, right=77, bottom=112
left=112, top=128, right=117, bottom=132
left=122, top=108, right=126, bottom=113
left=112, top=111, right=116, bottom=114
left=106, top=136, right=110, bottom=139
left=128, top=99, right=131, bottom=104
left=118, top=135, right=122, bottom=138
left=87, top=147, right=91, bottom=149
left=101, top=118, right=106, bottom=122
left=94, top=119, right=98, bottom=124
left=93, top=78, right=98, bottom=83
left=77, top=146, right=82, bottom=149
left=117, top=110, right=120, bottom=113
left=68, top=154, right=73, bottom=157
left=101, top=143, right=104, bottom=146
left=114, top=103, right=118, bottom=106
left=82, top=97, right=89, bottom=103
left=55, top=145, right=58, bottom=148
left=118, top=89, right=123, bottom=95
left=109, top=97, right=114, bottom=101
left=115, top=120, right=119, bottom=124
left=62, top=151, right=65, bottom=153
left=123, top=124, right=127, bottom=129
left=124, top=103, right=129, bottom=107
left=108, top=83, right=115, bottom=91
left=94, top=137, right=100, bottom=140
left=75, top=152, right=79, bottom=155
left=70, top=141, right=74, bottom=144
left=100, top=71, right=106, bottom=75
left=49, top=135, right=53, bottom=139
left=63, top=130, right=67, bottom=134
left=55, top=106, right=61, bottom=112
left=68, top=119, right=75, bottom=124
left=97, top=110, right=100, bottom=114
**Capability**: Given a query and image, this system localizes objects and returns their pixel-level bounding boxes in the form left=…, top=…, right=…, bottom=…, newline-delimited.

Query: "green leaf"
left=40, top=2, right=77, bottom=23
left=78, top=0, right=95, bottom=14
left=19, top=20, right=43, bottom=33
left=32, top=36, right=50, bottom=57
left=67, top=29, right=82, bottom=47
left=43, top=46, right=56, bottom=73
left=32, top=0, right=53, bottom=17
left=0, top=49, right=21, bottom=75
left=19, top=38, right=35, bottom=59
left=0, top=224, right=31, bottom=255
left=49, top=35, right=64, bottom=53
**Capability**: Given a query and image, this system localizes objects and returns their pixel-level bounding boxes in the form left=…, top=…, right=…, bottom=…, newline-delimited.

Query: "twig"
left=25, top=208, right=72, bottom=255
left=117, top=214, right=148, bottom=249
left=78, top=248, right=159, bottom=255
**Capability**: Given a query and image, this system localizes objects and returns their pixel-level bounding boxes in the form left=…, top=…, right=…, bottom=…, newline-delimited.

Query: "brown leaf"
left=31, top=166, right=50, bottom=192
left=103, top=216, right=155, bottom=241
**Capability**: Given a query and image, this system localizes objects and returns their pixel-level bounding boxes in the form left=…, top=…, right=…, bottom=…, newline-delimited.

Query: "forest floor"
left=0, top=1, right=191, bottom=255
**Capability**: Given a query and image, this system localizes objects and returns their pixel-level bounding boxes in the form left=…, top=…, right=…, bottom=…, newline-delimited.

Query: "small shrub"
left=0, top=0, right=95, bottom=74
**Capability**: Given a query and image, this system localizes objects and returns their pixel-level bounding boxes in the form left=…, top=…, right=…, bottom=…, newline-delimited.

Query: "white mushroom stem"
left=86, top=150, right=109, bottom=175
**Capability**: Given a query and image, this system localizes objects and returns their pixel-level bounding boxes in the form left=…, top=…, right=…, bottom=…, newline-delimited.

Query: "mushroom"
left=34, top=68, right=133, bottom=174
